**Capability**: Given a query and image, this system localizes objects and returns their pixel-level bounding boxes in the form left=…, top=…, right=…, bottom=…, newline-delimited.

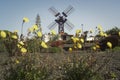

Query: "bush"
left=0, top=39, right=6, bottom=52
left=0, top=30, right=19, bottom=56
left=2, top=52, right=111, bottom=80
left=62, top=55, right=103, bottom=80
left=49, top=47, right=62, bottom=53
left=3, top=54, right=50, bottom=80
left=26, top=38, right=41, bottom=53
left=112, top=46, right=120, bottom=52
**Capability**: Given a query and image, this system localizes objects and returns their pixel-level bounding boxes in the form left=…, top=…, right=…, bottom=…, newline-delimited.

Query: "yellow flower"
left=80, top=38, right=84, bottom=43
left=119, top=32, right=120, bottom=36
left=97, top=25, right=103, bottom=31
left=71, top=37, right=76, bottom=43
left=90, top=29, right=93, bottom=33
left=76, top=29, right=81, bottom=34
left=77, top=43, right=82, bottom=49
left=23, top=17, right=29, bottom=23
left=13, top=30, right=18, bottom=33
left=93, top=46, right=96, bottom=51
left=96, top=45, right=100, bottom=49
left=37, top=31, right=42, bottom=37
left=17, top=44, right=22, bottom=48
left=15, top=59, right=20, bottom=64
left=73, top=45, right=77, bottom=49
left=69, top=47, right=72, bottom=52
left=73, top=38, right=77, bottom=43
left=107, top=42, right=112, bottom=49
left=0, top=31, right=6, bottom=38
left=41, top=41, right=48, bottom=48
left=21, top=48, right=27, bottom=53
left=71, top=37, right=79, bottom=43
left=51, top=30, right=56, bottom=35
left=19, top=41, right=24, bottom=46
left=33, top=24, right=38, bottom=31
left=28, top=27, right=34, bottom=32
left=12, top=35, right=18, bottom=39
left=75, top=38, right=79, bottom=41
left=104, top=33, right=108, bottom=37
left=99, top=31, right=104, bottom=37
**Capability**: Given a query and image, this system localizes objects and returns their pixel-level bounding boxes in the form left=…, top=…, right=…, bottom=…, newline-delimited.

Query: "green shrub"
left=3, top=54, right=50, bottom=80
left=49, top=47, right=62, bottom=53
left=112, top=46, right=120, bottom=51
left=0, top=39, right=6, bottom=52
left=62, top=55, right=103, bottom=80
left=26, top=38, right=41, bottom=53
left=0, top=30, right=19, bottom=56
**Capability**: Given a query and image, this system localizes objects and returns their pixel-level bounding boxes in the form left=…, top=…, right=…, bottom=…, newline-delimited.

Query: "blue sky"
left=0, top=0, right=120, bottom=35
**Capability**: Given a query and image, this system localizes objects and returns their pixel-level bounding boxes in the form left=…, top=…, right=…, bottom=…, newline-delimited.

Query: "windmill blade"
left=48, top=7, right=60, bottom=17
left=47, top=21, right=57, bottom=30
left=62, top=5, right=74, bottom=17
left=64, top=20, right=74, bottom=31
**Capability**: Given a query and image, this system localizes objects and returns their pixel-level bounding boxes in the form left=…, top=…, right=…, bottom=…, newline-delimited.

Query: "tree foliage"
left=105, top=27, right=120, bottom=35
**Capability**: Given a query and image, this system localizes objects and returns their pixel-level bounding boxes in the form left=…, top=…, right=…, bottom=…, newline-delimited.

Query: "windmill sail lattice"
left=48, top=5, right=75, bottom=34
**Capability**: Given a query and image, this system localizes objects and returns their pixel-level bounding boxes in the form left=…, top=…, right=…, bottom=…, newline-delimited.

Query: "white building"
left=86, top=36, right=95, bottom=42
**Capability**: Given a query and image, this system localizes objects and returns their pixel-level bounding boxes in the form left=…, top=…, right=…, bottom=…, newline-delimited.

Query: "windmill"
left=48, top=5, right=75, bottom=34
